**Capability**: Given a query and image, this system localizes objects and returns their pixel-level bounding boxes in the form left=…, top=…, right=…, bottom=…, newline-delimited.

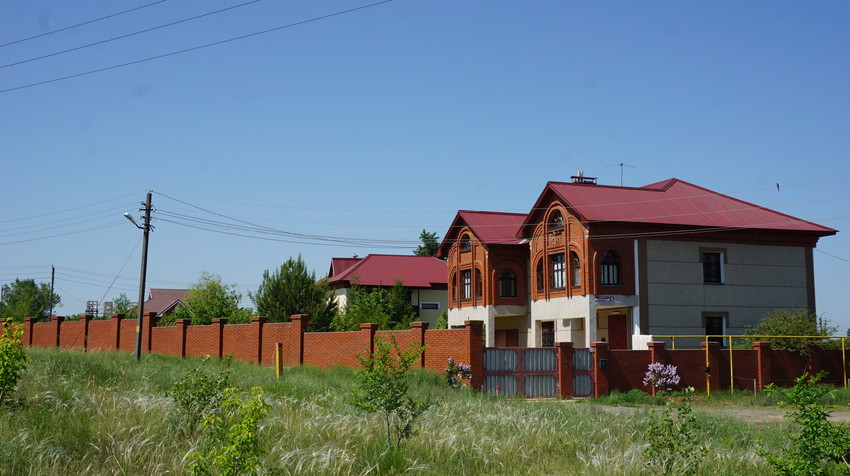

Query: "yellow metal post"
left=705, top=336, right=710, bottom=397
left=275, top=342, right=283, bottom=379
left=728, top=336, right=734, bottom=395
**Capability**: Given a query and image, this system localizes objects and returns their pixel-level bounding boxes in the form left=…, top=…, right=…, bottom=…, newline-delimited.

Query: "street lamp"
left=125, top=191, right=153, bottom=361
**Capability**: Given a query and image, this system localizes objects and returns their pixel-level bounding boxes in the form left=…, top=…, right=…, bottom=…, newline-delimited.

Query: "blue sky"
left=2, top=1, right=848, bottom=331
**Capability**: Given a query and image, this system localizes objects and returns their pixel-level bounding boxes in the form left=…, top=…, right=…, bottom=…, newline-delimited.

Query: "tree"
left=249, top=256, right=337, bottom=331
left=738, top=308, right=837, bottom=353
left=173, top=272, right=250, bottom=325
left=0, top=279, right=61, bottom=322
left=332, top=280, right=416, bottom=331
left=112, top=292, right=133, bottom=314
left=413, top=229, right=440, bottom=257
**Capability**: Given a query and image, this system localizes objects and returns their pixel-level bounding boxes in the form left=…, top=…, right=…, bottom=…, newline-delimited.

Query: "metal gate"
left=484, top=347, right=558, bottom=397
left=573, top=348, right=593, bottom=397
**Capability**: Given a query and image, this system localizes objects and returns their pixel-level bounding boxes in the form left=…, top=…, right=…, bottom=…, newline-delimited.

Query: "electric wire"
left=0, top=191, right=143, bottom=224
left=0, top=0, right=393, bottom=94
left=0, top=1, right=167, bottom=48
left=97, top=236, right=143, bottom=304
left=0, top=0, right=263, bottom=70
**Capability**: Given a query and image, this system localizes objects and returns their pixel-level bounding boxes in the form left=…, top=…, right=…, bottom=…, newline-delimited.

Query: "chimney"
left=571, top=170, right=597, bottom=184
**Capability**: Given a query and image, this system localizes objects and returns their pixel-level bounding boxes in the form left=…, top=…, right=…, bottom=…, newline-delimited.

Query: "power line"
left=0, top=0, right=263, bottom=70
left=0, top=0, right=393, bottom=94
left=815, top=248, right=850, bottom=264
left=0, top=191, right=143, bottom=224
left=0, top=1, right=168, bottom=48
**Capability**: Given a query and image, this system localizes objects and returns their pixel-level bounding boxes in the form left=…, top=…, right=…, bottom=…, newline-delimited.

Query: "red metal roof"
left=326, top=254, right=447, bottom=288
left=143, top=288, right=189, bottom=316
left=437, top=210, right=526, bottom=257
left=519, top=178, right=836, bottom=235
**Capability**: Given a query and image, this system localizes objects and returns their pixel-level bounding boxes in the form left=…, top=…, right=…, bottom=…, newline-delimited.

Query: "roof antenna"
left=606, top=162, right=636, bottom=186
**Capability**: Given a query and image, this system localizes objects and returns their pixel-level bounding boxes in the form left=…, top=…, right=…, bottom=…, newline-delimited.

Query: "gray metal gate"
left=573, top=348, right=593, bottom=397
left=484, top=347, right=558, bottom=398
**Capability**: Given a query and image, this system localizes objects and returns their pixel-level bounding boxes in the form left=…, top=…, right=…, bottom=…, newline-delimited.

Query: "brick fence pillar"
left=211, top=318, right=227, bottom=359
left=290, top=314, right=309, bottom=365
left=465, top=320, right=484, bottom=391
left=251, top=316, right=266, bottom=363
left=24, top=317, right=35, bottom=346
left=591, top=341, right=609, bottom=397
left=410, top=321, right=429, bottom=368
left=647, top=341, right=667, bottom=396
left=556, top=341, right=574, bottom=399
left=142, top=312, right=156, bottom=353
left=175, top=319, right=189, bottom=358
left=51, top=316, right=64, bottom=347
left=701, top=341, right=721, bottom=393
left=753, top=342, right=772, bottom=391
left=82, top=314, right=93, bottom=351
left=360, top=323, right=378, bottom=357
left=111, top=314, right=125, bottom=350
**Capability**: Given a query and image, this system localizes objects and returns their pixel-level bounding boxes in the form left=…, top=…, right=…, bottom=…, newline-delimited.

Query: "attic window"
left=459, top=234, right=472, bottom=251
left=548, top=211, right=564, bottom=232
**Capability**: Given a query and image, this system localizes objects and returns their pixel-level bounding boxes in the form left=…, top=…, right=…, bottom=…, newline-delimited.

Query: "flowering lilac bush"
left=643, top=362, right=681, bottom=392
left=445, top=357, right=472, bottom=389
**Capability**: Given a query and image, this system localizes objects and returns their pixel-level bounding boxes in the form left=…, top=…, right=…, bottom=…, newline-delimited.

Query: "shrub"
left=0, top=324, right=30, bottom=404
left=168, top=357, right=232, bottom=433
left=643, top=362, right=681, bottom=393
left=191, top=386, right=270, bottom=476
left=761, top=372, right=850, bottom=475
left=738, top=308, right=837, bottom=353
left=445, top=357, right=471, bottom=389
left=349, top=334, right=433, bottom=449
left=644, top=390, right=705, bottom=474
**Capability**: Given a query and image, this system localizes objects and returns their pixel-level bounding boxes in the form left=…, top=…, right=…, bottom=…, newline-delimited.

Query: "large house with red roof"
left=439, top=175, right=836, bottom=349
left=325, top=254, right=448, bottom=327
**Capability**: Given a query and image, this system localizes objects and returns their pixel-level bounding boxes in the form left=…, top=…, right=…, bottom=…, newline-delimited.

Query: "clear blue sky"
left=2, top=1, right=848, bottom=331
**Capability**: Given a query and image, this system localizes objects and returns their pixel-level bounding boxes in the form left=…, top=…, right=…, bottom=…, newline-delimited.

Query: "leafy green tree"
left=112, top=292, right=133, bottom=315
left=738, top=308, right=837, bottom=353
left=249, top=256, right=337, bottom=331
left=435, top=311, right=448, bottom=329
left=349, top=335, right=432, bottom=450
left=413, top=229, right=440, bottom=257
left=332, top=280, right=416, bottom=331
left=173, top=272, right=250, bottom=325
left=0, top=278, right=61, bottom=322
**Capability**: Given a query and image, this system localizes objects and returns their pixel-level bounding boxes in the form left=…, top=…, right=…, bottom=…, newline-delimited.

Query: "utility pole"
left=49, top=265, right=55, bottom=320
left=134, top=191, right=153, bottom=361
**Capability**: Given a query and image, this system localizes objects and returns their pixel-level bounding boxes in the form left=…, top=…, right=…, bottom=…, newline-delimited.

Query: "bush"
left=445, top=357, right=471, bottom=389
left=0, top=324, right=30, bottom=404
left=643, top=362, right=681, bottom=393
left=349, top=335, right=433, bottom=449
left=644, top=390, right=706, bottom=474
left=761, top=372, right=850, bottom=475
left=168, top=358, right=232, bottom=433
left=738, top=308, right=837, bottom=353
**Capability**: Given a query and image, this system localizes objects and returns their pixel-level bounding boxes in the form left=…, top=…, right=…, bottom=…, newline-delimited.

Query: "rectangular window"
left=541, top=321, right=555, bottom=347
left=702, top=251, right=724, bottom=284
left=550, top=254, right=565, bottom=289
left=704, top=313, right=726, bottom=347
left=461, top=270, right=472, bottom=300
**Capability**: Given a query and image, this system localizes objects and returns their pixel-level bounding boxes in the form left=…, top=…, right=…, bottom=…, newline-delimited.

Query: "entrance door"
left=495, top=329, right=519, bottom=347
left=608, top=314, right=628, bottom=350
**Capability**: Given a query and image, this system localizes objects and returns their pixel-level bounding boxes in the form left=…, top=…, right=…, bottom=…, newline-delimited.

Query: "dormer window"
left=548, top=210, right=564, bottom=233
left=459, top=234, right=472, bottom=251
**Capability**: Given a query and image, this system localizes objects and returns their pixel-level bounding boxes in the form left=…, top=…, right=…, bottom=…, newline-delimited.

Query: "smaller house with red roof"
left=440, top=175, right=836, bottom=349
left=143, top=288, right=189, bottom=317
left=325, top=254, right=448, bottom=327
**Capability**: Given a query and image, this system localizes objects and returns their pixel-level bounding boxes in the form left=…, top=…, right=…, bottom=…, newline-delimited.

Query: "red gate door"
left=609, top=314, right=628, bottom=350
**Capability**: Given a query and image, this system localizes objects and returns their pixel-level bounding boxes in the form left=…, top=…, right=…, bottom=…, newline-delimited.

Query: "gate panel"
left=573, top=348, right=593, bottom=397
left=484, top=347, right=558, bottom=398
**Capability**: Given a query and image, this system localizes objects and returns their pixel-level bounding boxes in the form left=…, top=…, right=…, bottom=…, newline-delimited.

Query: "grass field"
left=0, top=347, right=808, bottom=475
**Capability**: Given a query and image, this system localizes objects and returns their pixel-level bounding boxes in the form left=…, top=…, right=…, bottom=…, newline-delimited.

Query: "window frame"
left=550, top=253, right=566, bottom=290
left=459, top=234, right=472, bottom=251
left=461, top=269, right=472, bottom=301
left=601, top=250, right=621, bottom=286
left=570, top=251, right=581, bottom=288
left=700, top=248, right=726, bottom=284
left=498, top=268, right=517, bottom=298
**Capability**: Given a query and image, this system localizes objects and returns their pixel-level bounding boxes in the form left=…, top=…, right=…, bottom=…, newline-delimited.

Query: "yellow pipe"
left=705, top=335, right=710, bottom=397
left=728, top=337, right=734, bottom=395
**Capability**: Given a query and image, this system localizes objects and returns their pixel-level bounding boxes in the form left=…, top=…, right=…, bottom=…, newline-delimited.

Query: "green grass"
left=0, top=347, right=804, bottom=474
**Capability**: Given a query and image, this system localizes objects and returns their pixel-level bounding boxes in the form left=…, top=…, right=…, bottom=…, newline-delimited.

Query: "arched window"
left=548, top=210, right=564, bottom=231
left=550, top=253, right=566, bottom=289
left=450, top=272, right=457, bottom=302
left=536, top=259, right=544, bottom=292
left=601, top=251, right=621, bottom=285
left=475, top=269, right=483, bottom=299
left=499, top=269, right=517, bottom=298
left=459, top=234, right=472, bottom=251
left=570, top=251, right=581, bottom=288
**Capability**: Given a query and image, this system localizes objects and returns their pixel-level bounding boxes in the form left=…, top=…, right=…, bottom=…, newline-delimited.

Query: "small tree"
left=413, top=229, right=440, bottom=257
left=739, top=308, right=836, bottom=353
left=332, top=280, right=416, bottom=331
left=0, top=324, right=30, bottom=403
left=112, top=292, right=133, bottom=315
left=761, top=372, right=850, bottom=475
left=349, top=335, right=433, bottom=449
left=250, top=255, right=337, bottom=331
left=644, top=390, right=706, bottom=474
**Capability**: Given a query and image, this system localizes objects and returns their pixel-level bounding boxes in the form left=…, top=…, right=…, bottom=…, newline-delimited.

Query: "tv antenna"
left=607, top=162, right=636, bottom=186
